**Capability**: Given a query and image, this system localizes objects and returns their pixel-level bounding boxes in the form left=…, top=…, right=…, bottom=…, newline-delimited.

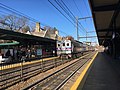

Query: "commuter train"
left=0, top=38, right=94, bottom=63
left=57, top=39, right=93, bottom=58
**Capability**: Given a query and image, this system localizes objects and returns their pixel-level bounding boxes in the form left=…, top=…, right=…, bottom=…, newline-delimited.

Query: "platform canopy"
left=0, top=42, right=19, bottom=46
left=89, top=0, right=120, bottom=46
left=0, top=28, right=56, bottom=45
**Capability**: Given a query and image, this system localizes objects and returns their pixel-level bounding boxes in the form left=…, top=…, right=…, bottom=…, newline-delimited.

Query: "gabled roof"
left=89, top=0, right=120, bottom=46
left=32, top=30, right=46, bottom=37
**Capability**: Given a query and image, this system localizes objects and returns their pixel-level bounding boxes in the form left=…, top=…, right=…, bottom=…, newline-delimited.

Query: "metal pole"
left=86, top=31, right=87, bottom=44
left=76, top=16, right=79, bottom=41
left=42, top=56, right=44, bottom=72
left=21, top=60, right=23, bottom=81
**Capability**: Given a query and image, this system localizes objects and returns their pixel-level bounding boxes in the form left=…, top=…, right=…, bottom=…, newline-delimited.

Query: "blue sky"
left=0, top=0, right=98, bottom=44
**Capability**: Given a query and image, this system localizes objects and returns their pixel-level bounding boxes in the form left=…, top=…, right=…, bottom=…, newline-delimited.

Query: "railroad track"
left=0, top=51, right=91, bottom=89
left=0, top=58, right=67, bottom=89
left=22, top=52, right=95, bottom=90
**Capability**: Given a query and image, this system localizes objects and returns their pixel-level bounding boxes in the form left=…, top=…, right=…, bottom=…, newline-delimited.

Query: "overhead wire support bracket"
left=76, top=16, right=92, bottom=41
left=78, top=16, right=92, bottom=20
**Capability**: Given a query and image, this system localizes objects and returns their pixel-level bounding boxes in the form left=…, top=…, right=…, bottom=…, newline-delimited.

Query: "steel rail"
left=21, top=52, right=93, bottom=90
left=54, top=53, right=94, bottom=90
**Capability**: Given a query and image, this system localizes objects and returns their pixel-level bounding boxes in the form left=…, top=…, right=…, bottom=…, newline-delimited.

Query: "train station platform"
left=71, top=52, right=120, bottom=90
left=0, top=56, right=58, bottom=70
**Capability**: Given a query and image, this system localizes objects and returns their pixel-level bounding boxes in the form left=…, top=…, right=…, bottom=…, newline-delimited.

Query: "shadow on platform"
left=81, top=52, right=120, bottom=90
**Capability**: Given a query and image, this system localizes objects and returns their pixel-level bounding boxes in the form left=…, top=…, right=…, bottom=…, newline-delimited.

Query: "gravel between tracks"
left=60, top=57, right=91, bottom=90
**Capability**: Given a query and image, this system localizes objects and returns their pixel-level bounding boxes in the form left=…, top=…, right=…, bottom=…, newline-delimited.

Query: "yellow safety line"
left=70, top=52, right=98, bottom=90
left=0, top=53, right=92, bottom=70
left=0, top=57, right=58, bottom=70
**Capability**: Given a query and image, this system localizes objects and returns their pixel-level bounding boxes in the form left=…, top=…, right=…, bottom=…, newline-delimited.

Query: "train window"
left=63, top=43, right=65, bottom=46
left=58, top=44, right=60, bottom=46
left=67, top=43, right=69, bottom=46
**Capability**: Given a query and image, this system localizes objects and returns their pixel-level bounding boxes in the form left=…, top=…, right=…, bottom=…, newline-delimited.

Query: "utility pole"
left=76, top=16, right=79, bottom=41
left=86, top=31, right=87, bottom=43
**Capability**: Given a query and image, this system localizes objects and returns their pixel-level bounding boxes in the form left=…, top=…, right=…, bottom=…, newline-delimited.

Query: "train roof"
left=74, top=40, right=83, bottom=44
left=71, top=40, right=84, bottom=47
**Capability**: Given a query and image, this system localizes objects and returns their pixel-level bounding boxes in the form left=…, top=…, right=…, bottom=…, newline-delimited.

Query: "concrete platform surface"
left=81, top=52, right=120, bottom=90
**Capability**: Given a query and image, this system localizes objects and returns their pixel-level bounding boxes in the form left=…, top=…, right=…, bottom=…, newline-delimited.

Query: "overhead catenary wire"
left=51, top=0, right=86, bottom=35
left=72, top=0, right=90, bottom=33
left=59, top=0, right=86, bottom=32
left=0, top=0, right=85, bottom=37
left=0, top=3, right=69, bottom=38
left=48, top=0, right=83, bottom=37
left=58, top=0, right=75, bottom=22
left=0, top=3, right=50, bottom=27
left=82, top=0, right=91, bottom=31
left=0, top=2, right=85, bottom=37
left=55, top=0, right=75, bottom=23
left=82, top=0, right=90, bottom=16
left=52, top=0, right=84, bottom=37
left=59, top=30, right=69, bottom=36
left=55, top=0, right=85, bottom=34
left=72, top=0, right=83, bottom=17
left=0, top=3, right=70, bottom=37
left=48, top=0, right=76, bottom=37
left=48, top=0, right=75, bottom=26
left=58, top=0, right=94, bottom=41
left=56, top=0, right=84, bottom=34
left=0, top=3, right=38, bottom=22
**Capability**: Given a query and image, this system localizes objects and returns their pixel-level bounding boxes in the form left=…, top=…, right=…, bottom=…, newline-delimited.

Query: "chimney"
left=35, top=22, right=40, bottom=32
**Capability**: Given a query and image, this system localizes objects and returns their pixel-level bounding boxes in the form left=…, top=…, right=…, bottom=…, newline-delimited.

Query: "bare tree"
left=0, top=14, right=28, bottom=31
left=22, top=26, right=30, bottom=33
left=44, top=26, right=52, bottom=31
left=29, top=23, right=36, bottom=32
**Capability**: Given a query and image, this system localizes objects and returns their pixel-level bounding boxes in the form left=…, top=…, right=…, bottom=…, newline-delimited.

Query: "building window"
left=63, top=43, right=65, bottom=46
left=67, top=43, right=69, bottom=46
left=58, top=44, right=60, bottom=47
